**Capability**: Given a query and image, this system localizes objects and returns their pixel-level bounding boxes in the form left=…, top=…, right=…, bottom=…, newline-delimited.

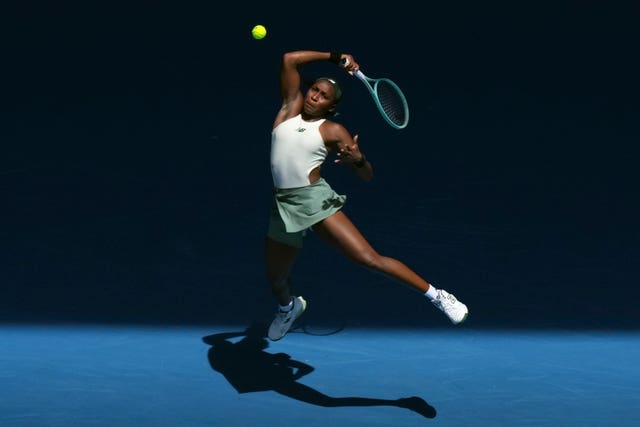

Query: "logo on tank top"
left=294, top=127, right=306, bottom=132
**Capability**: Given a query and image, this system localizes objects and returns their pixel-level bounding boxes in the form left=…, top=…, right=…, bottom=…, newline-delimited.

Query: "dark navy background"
left=2, top=3, right=639, bottom=329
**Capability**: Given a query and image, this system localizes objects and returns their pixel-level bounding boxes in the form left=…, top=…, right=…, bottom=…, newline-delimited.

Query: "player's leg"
left=265, top=236, right=299, bottom=306
left=312, top=211, right=468, bottom=324
left=265, top=236, right=308, bottom=340
left=312, top=211, right=430, bottom=292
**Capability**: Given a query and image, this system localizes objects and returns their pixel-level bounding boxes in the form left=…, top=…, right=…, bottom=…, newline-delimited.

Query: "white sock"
left=279, top=299, right=294, bottom=312
left=424, top=285, right=439, bottom=300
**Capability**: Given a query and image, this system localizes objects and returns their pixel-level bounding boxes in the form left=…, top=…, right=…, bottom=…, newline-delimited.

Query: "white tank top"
left=270, top=114, right=327, bottom=189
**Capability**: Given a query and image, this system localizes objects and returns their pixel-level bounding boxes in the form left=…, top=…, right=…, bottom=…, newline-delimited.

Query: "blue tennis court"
left=2, top=324, right=639, bottom=426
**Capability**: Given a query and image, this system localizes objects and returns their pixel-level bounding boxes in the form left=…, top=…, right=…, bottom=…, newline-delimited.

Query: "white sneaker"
left=432, top=289, right=468, bottom=324
left=268, top=296, right=307, bottom=341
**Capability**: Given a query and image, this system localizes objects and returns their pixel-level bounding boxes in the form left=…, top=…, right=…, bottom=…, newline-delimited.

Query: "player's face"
left=303, top=81, right=336, bottom=116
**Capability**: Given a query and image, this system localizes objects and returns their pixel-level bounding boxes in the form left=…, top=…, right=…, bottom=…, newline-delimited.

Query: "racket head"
left=354, top=70, right=409, bottom=129
left=372, top=78, right=409, bottom=129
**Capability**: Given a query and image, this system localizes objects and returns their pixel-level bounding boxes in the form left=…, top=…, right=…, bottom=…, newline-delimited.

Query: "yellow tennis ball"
left=251, top=25, right=267, bottom=40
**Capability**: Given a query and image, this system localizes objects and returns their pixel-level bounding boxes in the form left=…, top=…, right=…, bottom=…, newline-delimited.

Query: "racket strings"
left=375, top=80, right=408, bottom=127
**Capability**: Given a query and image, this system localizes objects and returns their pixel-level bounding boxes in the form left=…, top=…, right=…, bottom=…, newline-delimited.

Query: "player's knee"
left=354, top=251, right=382, bottom=270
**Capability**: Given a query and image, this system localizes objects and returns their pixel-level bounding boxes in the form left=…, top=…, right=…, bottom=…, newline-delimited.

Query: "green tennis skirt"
left=267, top=178, right=346, bottom=248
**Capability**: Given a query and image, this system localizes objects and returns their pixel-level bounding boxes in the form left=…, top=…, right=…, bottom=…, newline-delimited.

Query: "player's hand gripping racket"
left=352, top=68, right=410, bottom=130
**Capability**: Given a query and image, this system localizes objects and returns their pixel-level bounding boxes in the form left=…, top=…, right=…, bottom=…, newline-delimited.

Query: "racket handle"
left=340, top=58, right=367, bottom=80
left=354, top=69, right=366, bottom=80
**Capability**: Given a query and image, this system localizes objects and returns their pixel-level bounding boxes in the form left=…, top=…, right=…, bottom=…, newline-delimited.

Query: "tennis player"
left=266, top=50, right=468, bottom=341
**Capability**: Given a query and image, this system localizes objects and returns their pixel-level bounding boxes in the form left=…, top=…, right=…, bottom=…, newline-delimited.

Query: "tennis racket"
left=352, top=69, right=409, bottom=130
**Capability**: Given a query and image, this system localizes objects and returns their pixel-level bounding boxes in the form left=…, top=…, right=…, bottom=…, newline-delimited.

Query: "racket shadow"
left=202, top=323, right=436, bottom=419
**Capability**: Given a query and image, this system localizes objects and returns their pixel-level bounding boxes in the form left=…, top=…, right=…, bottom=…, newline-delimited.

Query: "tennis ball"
left=251, top=25, right=267, bottom=40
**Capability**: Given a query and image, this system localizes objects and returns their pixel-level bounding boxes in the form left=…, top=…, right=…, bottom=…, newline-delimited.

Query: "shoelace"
left=435, top=293, right=457, bottom=308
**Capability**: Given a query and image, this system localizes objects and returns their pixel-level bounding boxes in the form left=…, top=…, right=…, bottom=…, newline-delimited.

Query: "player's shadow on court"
left=202, top=324, right=436, bottom=419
